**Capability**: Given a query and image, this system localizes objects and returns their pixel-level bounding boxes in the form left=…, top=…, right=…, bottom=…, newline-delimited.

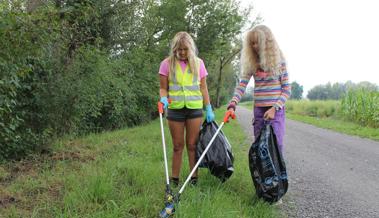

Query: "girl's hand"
left=227, top=108, right=235, bottom=117
left=225, top=101, right=236, bottom=122
left=205, top=104, right=215, bottom=123
left=224, top=109, right=236, bottom=123
left=263, top=107, right=276, bottom=120
left=160, top=96, right=169, bottom=109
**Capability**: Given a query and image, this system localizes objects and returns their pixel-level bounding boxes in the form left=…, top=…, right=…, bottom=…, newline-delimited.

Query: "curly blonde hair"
left=168, top=32, right=199, bottom=76
left=241, top=25, right=285, bottom=76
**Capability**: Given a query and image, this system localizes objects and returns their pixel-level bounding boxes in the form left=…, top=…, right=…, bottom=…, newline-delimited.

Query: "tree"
left=186, top=0, right=253, bottom=107
left=356, top=81, right=378, bottom=91
left=307, top=84, right=334, bottom=100
left=307, top=81, right=378, bottom=100
left=290, top=81, right=303, bottom=99
left=0, top=0, right=260, bottom=160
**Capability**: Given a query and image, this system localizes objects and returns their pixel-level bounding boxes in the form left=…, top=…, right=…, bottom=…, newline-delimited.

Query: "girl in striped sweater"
left=226, top=25, right=291, bottom=153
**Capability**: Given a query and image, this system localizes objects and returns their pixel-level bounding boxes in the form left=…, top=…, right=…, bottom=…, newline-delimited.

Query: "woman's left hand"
left=263, top=107, right=276, bottom=120
left=205, top=104, right=215, bottom=123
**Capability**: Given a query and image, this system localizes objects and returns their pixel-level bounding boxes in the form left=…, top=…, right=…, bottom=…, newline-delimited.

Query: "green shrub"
left=0, top=2, right=162, bottom=160
left=0, top=5, right=58, bottom=160
left=46, top=47, right=159, bottom=134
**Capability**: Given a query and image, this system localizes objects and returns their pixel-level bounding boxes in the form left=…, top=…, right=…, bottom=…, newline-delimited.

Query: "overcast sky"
left=240, top=0, right=379, bottom=95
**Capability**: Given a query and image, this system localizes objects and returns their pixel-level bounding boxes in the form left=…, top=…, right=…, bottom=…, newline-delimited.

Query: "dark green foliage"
left=290, top=81, right=303, bottom=99
left=47, top=47, right=131, bottom=133
left=0, top=0, right=250, bottom=160
left=1, top=2, right=59, bottom=159
left=185, top=0, right=250, bottom=107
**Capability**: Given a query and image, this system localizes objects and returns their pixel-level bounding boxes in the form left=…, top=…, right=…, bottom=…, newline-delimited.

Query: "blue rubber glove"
left=205, top=104, right=215, bottom=123
left=160, top=96, right=169, bottom=109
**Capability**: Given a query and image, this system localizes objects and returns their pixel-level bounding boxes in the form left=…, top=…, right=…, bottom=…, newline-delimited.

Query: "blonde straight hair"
left=168, top=32, right=199, bottom=76
left=241, top=25, right=285, bottom=76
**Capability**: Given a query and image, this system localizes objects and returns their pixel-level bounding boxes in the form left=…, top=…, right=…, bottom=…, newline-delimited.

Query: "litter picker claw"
left=158, top=109, right=235, bottom=217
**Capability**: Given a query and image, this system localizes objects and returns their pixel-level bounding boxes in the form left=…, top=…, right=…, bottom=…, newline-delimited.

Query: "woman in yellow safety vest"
left=159, top=31, right=214, bottom=186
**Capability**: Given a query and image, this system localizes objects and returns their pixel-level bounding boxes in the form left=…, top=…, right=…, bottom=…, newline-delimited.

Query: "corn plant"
left=341, top=89, right=379, bottom=128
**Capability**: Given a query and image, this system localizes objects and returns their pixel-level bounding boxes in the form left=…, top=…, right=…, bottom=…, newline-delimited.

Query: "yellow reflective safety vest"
left=168, top=59, right=203, bottom=109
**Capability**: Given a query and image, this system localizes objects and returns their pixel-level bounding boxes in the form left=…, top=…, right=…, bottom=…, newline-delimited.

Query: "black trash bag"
left=248, top=123, right=288, bottom=203
left=196, top=121, right=234, bottom=182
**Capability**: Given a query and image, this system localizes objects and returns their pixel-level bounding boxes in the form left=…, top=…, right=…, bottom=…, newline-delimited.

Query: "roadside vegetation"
left=1, top=0, right=253, bottom=161
left=0, top=108, right=279, bottom=218
left=240, top=89, right=379, bottom=141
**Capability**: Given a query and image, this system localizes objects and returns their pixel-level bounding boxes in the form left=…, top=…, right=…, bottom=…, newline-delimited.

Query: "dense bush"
left=0, top=0, right=247, bottom=160
left=0, top=5, right=58, bottom=159
left=0, top=4, right=159, bottom=160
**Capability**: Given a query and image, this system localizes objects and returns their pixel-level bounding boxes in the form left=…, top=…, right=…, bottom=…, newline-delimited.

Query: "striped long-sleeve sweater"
left=230, top=62, right=291, bottom=109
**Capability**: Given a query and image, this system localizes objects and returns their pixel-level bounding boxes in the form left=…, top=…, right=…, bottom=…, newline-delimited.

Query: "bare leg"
left=185, top=117, right=203, bottom=178
left=168, top=120, right=185, bottom=178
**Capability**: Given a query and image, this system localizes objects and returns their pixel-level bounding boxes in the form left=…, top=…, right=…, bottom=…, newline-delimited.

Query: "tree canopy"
left=0, top=0, right=253, bottom=160
left=290, top=81, right=303, bottom=99
left=307, top=81, right=378, bottom=100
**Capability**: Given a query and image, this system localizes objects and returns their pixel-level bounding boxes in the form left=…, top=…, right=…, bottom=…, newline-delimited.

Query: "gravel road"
left=235, top=106, right=379, bottom=218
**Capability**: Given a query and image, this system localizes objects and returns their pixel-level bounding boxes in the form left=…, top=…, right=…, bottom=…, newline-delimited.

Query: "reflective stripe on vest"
left=168, top=59, right=203, bottom=109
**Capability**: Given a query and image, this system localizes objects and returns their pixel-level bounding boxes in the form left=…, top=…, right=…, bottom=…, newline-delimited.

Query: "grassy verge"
left=239, top=101, right=379, bottom=141
left=0, top=107, right=279, bottom=218
left=286, top=113, right=379, bottom=141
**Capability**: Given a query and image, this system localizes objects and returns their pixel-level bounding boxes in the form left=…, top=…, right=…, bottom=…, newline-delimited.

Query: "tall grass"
left=240, top=100, right=340, bottom=118
left=286, top=100, right=340, bottom=118
left=240, top=98, right=379, bottom=140
left=340, top=89, right=379, bottom=128
left=285, top=89, right=379, bottom=128
left=0, top=108, right=279, bottom=218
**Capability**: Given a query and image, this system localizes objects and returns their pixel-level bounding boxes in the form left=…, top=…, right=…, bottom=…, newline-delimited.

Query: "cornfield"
left=340, top=89, right=379, bottom=128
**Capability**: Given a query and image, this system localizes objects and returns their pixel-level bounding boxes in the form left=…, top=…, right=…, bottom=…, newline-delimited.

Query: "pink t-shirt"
left=158, top=58, right=208, bottom=79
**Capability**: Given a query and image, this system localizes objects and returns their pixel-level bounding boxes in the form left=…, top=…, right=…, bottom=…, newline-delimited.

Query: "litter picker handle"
left=158, top=102, right=164, bottom=114
left=157, top=98, right=172, bottom=114
left=223, top=111, right=236, bottom=123
left=157, top=98, right=172, bottom=186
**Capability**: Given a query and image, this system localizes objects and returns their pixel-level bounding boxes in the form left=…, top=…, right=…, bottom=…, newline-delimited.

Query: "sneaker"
left=190, top=177, right=198, bottom=186
left=170, top=177, right=179, bottom=187
left=274, top=199, right=283, bottom=205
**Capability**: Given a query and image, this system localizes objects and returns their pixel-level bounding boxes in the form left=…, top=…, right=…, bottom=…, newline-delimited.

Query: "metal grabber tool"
left=157, top=100, right=175, bottom=218
left=159, top=110, right=236, bottom=218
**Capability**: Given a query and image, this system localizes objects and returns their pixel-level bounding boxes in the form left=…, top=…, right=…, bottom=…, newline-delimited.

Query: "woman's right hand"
left=224, top=101, right=236, bottom=122
left=227, top=108, right=235, bottom=118
left=160, top=96, right=169, bottom=109
left=224, top=108, right=236, bottom=123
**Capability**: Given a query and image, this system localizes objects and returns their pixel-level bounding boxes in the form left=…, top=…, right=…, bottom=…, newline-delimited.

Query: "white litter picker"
left=157, top=104, right=236, bottom=218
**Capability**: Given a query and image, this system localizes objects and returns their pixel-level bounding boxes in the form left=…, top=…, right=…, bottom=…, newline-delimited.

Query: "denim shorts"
left=167, top=107, right=203, bottom=122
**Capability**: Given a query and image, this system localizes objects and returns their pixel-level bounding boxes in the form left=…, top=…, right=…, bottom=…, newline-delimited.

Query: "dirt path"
left=235, top=106, right=379, bottom=218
